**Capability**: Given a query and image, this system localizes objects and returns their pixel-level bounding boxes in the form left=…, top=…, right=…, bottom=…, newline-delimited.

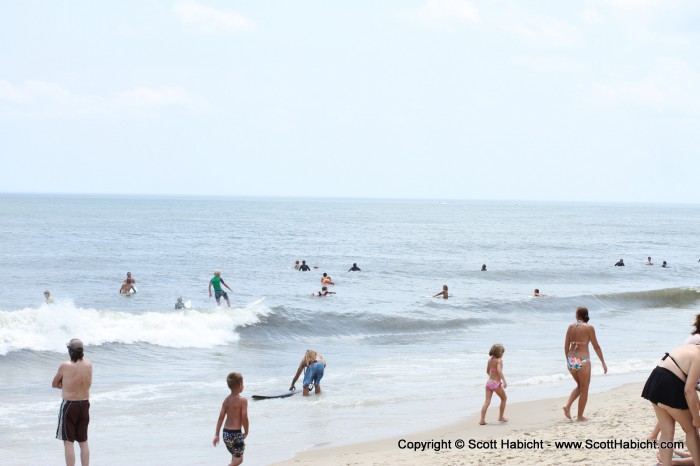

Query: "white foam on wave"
left=0, top=300, right=271, bottom=355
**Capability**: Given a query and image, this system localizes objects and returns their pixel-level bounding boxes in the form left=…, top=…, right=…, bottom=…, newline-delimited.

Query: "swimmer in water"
left=662, top=261, right=668, bottom=268
left=348, top=263, right=361, bottom=272
left=120, top=278, right=136, bottom=296
left=614, top=259, right=625, bottom=266
left=44, top=290, right=55, bottom=304
left=533, top=288, right=546, bottom=297
left=433, top=285, right=449, bottom=299
left=175, top=297, right=185, bottom=310
left=299, top=260, right=311, bottom=272
left=321, top=273, right=335, bottom=285
left=315, top=286, right=335, bottom=297
left=481, top=264, right=487, bottom=271
left=646, top=257, right=653, bottom=266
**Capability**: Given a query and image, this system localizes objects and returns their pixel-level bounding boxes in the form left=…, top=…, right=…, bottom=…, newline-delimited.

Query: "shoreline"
left=273, top=382, right=667, bottom=466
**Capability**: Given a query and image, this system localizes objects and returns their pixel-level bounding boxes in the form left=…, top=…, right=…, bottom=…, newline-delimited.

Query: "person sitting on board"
left=321, top=273, right=334, bottom=285
left=433, top=285, right=449, bottom=299
left=209, top=271, right=233, bottom=307
left=646, top=256, right=653, bottom=265
left=290, top=350, right=326, bottom=396
left=44, top=289, right=55, bottom=304
left=120, top=278, right=135, bottom=296
left=298, top=260, right=311, bottom=272
left=348, top=263, right=361, bottom=272
left=614, top=258, right=625, bottom=266
left=314, top=286, right=335, bottom=297
left=175, top=297, right=185, bottom=310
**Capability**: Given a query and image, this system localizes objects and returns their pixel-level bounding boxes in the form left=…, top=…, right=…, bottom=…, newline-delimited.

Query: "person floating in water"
left=661, top=261, right=669, bottom=268
left=175, top=297, right=185, bottom=310
left=298, top=260, right=311, bottom=272
left=348, top=263, right=361, bottom=272
left=44, top=290, right=55, bottom=304
left=614, top=259, right=625, bottom=266
left=433, top=285, right=449, bottom=299
left=314, top=286, right=335, bottom=297
left=294, top=260, right=300, bottom=270
left=120, top=278, right=136, bottom=296
left=321, top=273, right=334, bottom=285
left=481, top=264, right=487, bottom=271
left=533, top=288, right=545, bottom=297
left=209, top=271, right=234, bottom=307
left=646, top=257, right=653, bottom=265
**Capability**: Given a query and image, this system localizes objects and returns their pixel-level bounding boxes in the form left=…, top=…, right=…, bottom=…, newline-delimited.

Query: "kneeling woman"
left=290, top=350, right=327, bottom=396
left=642, top=345, right=700, bottom=466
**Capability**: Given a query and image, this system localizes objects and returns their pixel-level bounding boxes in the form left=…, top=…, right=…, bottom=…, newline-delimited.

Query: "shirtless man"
left=433, top=285, right=449, bottom=299
left=52, top=338, right=93, bottom=466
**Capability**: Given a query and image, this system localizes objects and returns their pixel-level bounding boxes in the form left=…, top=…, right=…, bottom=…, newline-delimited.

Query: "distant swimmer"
left=481, top=264, right=487, bottom=271
left=175, top=297, right=185, bottom=310
left=321, top=273, right=335, bottom=285
left=646, top=257, right=653, bottom=266
left=433, top=285, right=449, bottom=299
left=661, top=261, right=668, bottom=268
left=120, top=278, right=136, bottom=296
left=533, top=288, right=546, bottom=297
left=614, top=259, right=625, bottom=266
left=348, top=263, right=361, bottom=272
left=44, top=290, right=55, bottom=304
left=294, top=260, right=300, bottom=270
left=209, top=271, right=233, bottom=307
left=123, top=271, right=137, bottom=285
left=314, top=286, right=336, bottom=297
left=298, top=260, right=311, bottom=272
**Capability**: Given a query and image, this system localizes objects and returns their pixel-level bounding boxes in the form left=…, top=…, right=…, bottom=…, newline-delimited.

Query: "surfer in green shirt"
left=209, top=271, right=233, bottom=307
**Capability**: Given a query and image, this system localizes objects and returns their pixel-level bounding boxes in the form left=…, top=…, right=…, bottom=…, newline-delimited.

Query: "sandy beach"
left=275, top=382, right=674, bottom=466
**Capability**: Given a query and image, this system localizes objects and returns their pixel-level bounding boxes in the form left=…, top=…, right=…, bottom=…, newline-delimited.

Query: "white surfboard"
left=246, top=296, right=267, bottom=307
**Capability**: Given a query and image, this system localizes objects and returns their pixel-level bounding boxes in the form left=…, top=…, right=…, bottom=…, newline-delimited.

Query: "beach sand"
left=274, top=383, right=676, bottom=466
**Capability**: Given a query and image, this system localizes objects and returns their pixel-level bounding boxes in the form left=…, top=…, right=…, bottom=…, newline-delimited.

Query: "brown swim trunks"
left=56, top=400, right=90, bottom=442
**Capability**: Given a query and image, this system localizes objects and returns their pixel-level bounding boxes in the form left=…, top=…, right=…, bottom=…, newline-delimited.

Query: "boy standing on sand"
left=213, top=372, right=249, bottom=466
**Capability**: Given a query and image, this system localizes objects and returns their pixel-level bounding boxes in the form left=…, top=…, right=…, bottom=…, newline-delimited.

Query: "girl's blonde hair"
left=489, top=343, right=505, bottom=358
left=304, top=349, right=318, bottom=365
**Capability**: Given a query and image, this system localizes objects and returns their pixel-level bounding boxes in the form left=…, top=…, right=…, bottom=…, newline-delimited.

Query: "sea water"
left=1, top=194, right=699, bottom=465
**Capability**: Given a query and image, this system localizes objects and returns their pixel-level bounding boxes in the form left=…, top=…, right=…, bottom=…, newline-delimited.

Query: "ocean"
left=1, top=194, right=699, bottom=465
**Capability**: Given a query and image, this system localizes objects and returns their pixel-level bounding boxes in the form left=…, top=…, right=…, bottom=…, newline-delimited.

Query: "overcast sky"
left=2, top=0, right=699, bottom=203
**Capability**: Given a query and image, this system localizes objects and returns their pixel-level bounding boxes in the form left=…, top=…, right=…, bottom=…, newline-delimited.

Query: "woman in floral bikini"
left=563, top=306, right=608, bottom=421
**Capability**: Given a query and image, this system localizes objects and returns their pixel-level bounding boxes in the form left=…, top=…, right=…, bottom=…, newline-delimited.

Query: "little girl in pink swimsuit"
left=479, top=343, right=508, bottom=425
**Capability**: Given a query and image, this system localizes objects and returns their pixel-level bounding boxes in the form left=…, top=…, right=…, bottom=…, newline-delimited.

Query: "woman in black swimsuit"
left=642, top=344, right=700, bottom=466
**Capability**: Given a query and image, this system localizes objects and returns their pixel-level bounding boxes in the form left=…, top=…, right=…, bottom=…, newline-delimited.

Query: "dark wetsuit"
left=299, top=264, right=311, bottom=271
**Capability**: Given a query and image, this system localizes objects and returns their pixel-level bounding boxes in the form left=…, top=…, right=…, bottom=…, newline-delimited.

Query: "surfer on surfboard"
left=433, top=285, right=449, bottom=299
left=321, top=273, right=334, bottom=285
left=314, top=286, right=335, bottom=297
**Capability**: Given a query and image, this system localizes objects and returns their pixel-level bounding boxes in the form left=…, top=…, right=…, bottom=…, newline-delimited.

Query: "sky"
left=1, top=0, right=699, bottom=203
